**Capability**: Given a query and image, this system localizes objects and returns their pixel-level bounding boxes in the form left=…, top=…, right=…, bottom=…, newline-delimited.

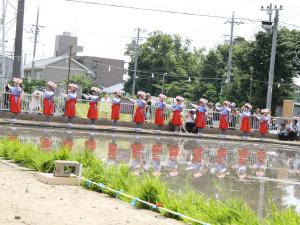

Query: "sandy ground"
left=0, top=162, right=184, bottom=225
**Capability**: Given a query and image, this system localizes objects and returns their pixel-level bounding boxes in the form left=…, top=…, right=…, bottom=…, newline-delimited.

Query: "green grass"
left=0, top=139, right=299, bottom=225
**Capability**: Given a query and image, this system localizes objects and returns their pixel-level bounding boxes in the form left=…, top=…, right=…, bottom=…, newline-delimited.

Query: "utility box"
left=282, top=100, right=294, bottom=118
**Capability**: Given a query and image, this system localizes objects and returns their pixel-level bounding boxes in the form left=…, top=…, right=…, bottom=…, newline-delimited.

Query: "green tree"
left=22, top=77, right=47, bottom=93
left=68, top=74, right=96, bottom=94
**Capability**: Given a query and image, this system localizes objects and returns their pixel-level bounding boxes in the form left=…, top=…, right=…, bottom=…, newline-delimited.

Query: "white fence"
left=0, top=92, right=289, bottom=133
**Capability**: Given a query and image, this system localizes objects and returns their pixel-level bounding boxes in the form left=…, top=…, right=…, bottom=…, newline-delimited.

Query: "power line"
left=65, top=0, right=261, bottom=23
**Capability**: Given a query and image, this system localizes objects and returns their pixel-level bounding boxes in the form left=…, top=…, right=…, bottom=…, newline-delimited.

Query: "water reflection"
left=2, top=126, right=300, bottom=214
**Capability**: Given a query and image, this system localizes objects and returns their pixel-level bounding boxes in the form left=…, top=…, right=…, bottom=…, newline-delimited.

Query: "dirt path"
left=0, top=162, right=184, bottom=225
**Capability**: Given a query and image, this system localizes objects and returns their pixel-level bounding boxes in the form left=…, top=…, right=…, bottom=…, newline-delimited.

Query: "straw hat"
left=175, top=96, right=184, bottom=102
left=137, top=91, right=146, bottom=97
left=261, top=109, right=270, bottom=113
left=244, top=103, right=252, bottom=109
left=199, top=98, right=208, bottom=104
left=158, top=93, right=167, bottom=100
left=47, top=81, right=57, bottom=89
left=223, top=101, right=230, bottom=106
left=113, top=89, right=123, bottom=96
left=91, top=87, right=101, bottom=94
left=13, top=77, right=23, bottom=84
left=68, top=83, right=78, bottom=89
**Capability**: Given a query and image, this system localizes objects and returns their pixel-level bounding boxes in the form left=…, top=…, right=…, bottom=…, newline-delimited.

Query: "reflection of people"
left=216, top=146, right=227, bottom=179
left=236, top=148, right=250, bottom=179
left=130, top=138, right=143, bottom=175
left=186, top=146, right=205, bottom=178
left=151, top=140, right=163, bottom=176
left=106, top=136, right=117, bottom=165
left=253, top=150, right=266, bottom=177
left=62, top=134, right=73, bottom=151
left=40, top=136, right=52, bottom=152
left=85, top=134, right=97, bottom=152
left=7, top=77, right=24, bottom=122
left=83, top=87, right=101, bottom=126
left=167, top=140, right=180, bottom=177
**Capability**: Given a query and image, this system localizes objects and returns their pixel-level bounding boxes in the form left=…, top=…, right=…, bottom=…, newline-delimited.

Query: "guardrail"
left=0, top=92, right=291, bottom=133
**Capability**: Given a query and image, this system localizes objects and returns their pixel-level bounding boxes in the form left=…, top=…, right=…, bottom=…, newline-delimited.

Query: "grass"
left=0, top=138, right=299, bottom=225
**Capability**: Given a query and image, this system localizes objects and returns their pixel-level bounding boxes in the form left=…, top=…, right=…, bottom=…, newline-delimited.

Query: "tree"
left=68, top=74, right=96, bottom=94
left=124, top=31, right=204, bottom=98
left=22, top=77, right=47, bottom=93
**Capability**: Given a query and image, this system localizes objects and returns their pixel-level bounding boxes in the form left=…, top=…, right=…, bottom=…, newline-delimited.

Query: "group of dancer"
left=6, top=78, right=270, bottom=136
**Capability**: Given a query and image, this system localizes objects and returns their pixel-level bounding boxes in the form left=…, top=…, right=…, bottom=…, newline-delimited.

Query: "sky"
left=2, top=0, right=300, bottom=84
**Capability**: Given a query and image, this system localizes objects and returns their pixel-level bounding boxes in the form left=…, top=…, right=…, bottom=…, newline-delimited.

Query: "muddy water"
left=1, top=125, right=299, bottom=217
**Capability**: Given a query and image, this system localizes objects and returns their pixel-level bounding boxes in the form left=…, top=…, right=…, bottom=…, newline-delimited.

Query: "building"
left=0, top=56, right=13, bottom=77
left=54, top=32, right=80, bottom=57
left=23, top=56, right=94, bottom=83
left=75, top=56, right=124, bottom=88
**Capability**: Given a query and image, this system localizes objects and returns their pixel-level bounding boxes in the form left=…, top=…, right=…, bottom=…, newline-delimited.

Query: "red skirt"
left=40, top=137, right=52, bottom=152
left=219, top=115, right=229, bottom=130
left=43, top=99, right=54, bottom=116
left=111, top=104, right=120, bottom=120
left=152, top=144, right=163, bottom=161
left=195, top=112, right=206, bottom=128
left=171, top=110, right=182, bottom=126
left=259, top=121, right=268, bottom=134
left=10, top=95, right=21, bottom=113
left=87, top=102, right=98, bottom=120
left=65, top=99, right=76, bottom=118
left=155, top=108, right=164, bottom=126
left=193, top=147, right=204, bottom=163
left=85, top=140, right=97, bottom=152
left=132, top=143, right=143, bottom=159
left=240, top=117, right=251, bottom=132
left=133, top=107, right=145, bottom=123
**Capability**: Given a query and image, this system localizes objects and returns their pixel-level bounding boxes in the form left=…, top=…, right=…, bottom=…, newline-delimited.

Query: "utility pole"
left=225, top=12, right=243, bottom=86
left=30, top=6, right=39, bottom=79
left=12, top=0, right=25, bottom=78
left=261, top=4, right=283, bottom=110
left=66, top=45, right=73, bottom=93
left=1, top=0, right=6, bottom=83
left=132, top=27, right=140, bottom=96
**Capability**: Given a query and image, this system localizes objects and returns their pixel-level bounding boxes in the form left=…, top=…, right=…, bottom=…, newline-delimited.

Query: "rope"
left=72, top=173, right=210, bottom=225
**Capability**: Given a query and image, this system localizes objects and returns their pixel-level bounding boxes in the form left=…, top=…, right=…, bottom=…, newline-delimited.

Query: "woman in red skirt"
left=191, top=98, right=208, bottom=134
left=258, top=109, right=270, bottom=136
left=154, top=93, right=167, bottom=132
left=217, top=101, right=231, bottom=135
left=7, top=78, right=23, bottom=123
left=83, top=87, right=101, bottom=126
left=171, top=96, right=184, bottom=133
left=111, top=89, right=123, bottom=128
left=240, top=103, right=252, bottom=138
left=128, top=91, right=146, bottom=132
left=42, top=81, right=57, bottom=123
left=64, top=83, right=78, bottom=126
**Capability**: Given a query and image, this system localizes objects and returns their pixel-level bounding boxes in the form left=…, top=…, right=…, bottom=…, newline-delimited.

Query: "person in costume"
left=83, top=87, right=101, bottom=126
left=128, top=91, right=146, bottom=131
left=41, top=81, right=57, bottom=122
left=258, top=109, right=270, bottom=136
left=151, top=139, right=163, bottom=176
left=7, top=77, right=23, bottom=122
left=217, top=101, right=231, bottom=135
left=63, top=83, right=78, bottom=126
left=240, top=103, right=252, bottom=138
left=171, top=96, right=184, bottom=133
left=191, top=98, right=208, bottom=134
left=145, top=93, right=152, bottom=122
left=111, top=89, right=123, bottom=128
left=154, top=93, right=167, bottom=132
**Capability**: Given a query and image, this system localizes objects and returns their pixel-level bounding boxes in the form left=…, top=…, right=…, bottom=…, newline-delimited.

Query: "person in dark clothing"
left=4, top=84, right=10, bottom=110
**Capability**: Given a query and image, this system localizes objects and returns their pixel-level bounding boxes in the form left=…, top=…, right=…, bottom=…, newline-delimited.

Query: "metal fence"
left=0, top=92, right=292, bottom=133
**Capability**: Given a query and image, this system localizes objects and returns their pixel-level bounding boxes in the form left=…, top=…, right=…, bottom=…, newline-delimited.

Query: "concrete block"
left=36, top=173, right=80, bottom=186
